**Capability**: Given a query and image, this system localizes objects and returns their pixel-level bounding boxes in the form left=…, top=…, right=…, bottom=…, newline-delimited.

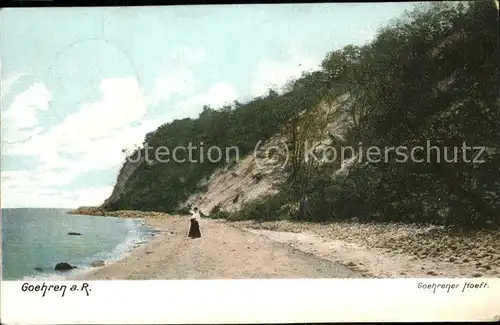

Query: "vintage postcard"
left=1, top=1, right=499, bottom=323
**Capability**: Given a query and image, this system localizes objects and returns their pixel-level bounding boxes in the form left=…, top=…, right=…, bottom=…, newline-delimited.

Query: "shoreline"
left=69, top=214, right=360, bottom=280
left=66, top=213, right=176, bottom=280
left=67, top=207, right=169, bottom=219
left=65, top=210, right=500, bottom=279
left=19, top=213, right=160, bottom=282
left=64, top=216, right=162, bottom=280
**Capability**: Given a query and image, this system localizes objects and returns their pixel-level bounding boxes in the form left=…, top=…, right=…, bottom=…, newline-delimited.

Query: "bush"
left=210, top=204, right=222, bottom=215
left=205, top=204, right=229, bottom=219
left=210, top=210, right=231, bottom=220
left=231, top=192, right=292, bottom=221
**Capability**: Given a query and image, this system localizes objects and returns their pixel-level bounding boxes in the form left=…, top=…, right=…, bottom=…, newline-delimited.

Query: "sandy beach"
left=68, top=213, right=499, bottom=280
left=70, top=215, right=360, bottom=280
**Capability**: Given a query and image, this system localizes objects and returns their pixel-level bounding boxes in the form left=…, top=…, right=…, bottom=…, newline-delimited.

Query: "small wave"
left=20, top=219, right=157, bottom=281
left=23, top=273, right=67, bottom=281
left=62, top=219, right=156, bottom=279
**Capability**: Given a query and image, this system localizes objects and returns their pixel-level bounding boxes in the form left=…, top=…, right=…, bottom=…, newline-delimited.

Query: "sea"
left=1, top=208, right=157, bottom=280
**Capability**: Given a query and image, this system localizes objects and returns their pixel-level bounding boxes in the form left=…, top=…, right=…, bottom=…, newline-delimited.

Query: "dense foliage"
left=304, top=1, right=500, bottom=228
left=109, top=1, right=499, bottom=228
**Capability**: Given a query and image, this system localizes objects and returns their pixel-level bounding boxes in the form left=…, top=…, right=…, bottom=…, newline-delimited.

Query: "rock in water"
left=188, top=218, right=201, bottom=238
left=54, top=262, right=77, bottom=271
left=34, top=267, right=43, bottom=272
left=91, top=260, right=105, bottom=267
left=68, top=232, right=82, bottom=236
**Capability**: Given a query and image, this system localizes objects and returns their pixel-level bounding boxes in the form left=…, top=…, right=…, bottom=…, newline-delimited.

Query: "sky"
left=0, top=3, right=421, bottom=208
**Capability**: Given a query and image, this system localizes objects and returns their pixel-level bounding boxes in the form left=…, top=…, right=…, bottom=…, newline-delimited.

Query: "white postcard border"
left=1, top=278, right=499, bottom=324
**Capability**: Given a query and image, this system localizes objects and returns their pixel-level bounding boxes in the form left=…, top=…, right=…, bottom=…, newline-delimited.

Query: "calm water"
left=2, top=208, right=156, bottom=280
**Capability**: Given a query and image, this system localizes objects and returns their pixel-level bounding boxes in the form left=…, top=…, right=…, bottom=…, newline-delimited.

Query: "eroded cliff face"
left=182, top=93, right=354, bottom=215
left=180, top=135, right=286, bottom=215
left=101, top=156, right=144, bottom=210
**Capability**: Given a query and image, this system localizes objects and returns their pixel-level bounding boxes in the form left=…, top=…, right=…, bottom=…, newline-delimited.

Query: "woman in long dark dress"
left=188, top=207, right=202, bottom=238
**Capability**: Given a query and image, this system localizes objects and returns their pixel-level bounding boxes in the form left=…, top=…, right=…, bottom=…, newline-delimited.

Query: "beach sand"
left=70, top=215, right=360, bottom=280
left=69, top=214, right=499, bottom=280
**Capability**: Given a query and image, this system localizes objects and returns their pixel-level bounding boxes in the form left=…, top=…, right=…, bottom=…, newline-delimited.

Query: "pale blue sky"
left=1, top=3, right=421, bottom=208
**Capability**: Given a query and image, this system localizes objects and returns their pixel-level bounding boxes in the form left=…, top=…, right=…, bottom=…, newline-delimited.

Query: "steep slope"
left=182, top=93, right=353, bottom=215
left=101, top=156, right=144, bottom=210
